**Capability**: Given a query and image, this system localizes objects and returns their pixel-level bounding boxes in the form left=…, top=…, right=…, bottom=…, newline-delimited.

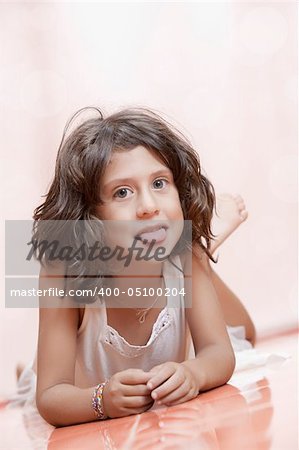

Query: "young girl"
left=13, top=107, right=255, bottom=430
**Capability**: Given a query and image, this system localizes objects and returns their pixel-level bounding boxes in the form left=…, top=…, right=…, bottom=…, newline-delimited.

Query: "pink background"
left=0, top=2, right=297, bottom=396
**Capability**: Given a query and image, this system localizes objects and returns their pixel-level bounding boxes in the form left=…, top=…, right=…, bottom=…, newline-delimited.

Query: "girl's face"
left=97, top=146, right=184, bottom=259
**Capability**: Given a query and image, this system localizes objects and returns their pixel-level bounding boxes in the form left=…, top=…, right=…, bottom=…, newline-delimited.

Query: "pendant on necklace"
left=136, top=309, right=147, bottom=323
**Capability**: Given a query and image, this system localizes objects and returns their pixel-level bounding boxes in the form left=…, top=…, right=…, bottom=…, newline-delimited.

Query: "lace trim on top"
left=103, top=307, right=173, bottom=358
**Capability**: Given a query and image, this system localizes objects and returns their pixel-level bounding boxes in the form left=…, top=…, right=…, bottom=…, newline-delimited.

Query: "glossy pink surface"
left=1, top=331, right=297, bottom=449
left=48, top=331, right=298, bottom=450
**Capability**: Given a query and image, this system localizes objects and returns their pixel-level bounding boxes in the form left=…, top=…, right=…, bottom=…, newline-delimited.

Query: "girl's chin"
left=102, top=235, right=177, bottom=271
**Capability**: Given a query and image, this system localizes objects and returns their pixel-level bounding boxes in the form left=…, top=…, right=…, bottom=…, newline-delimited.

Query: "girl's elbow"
left=221, top=345, right=236, bottom=384
left=36, top=393, right=63, bottom=428
left=244, top=314, right=256, bottom=347
left=37, top=402, right=57, bottom=427
left=246, top=321, right=257, bottom=347
left=226, top=347, right=236, bottom=381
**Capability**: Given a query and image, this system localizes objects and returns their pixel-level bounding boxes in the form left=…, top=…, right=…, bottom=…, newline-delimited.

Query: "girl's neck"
left=107, top=272, right=165, bottom=309
left=110, top=258, right=164, bottom=278
left=109, top=260, right=163, bottom=295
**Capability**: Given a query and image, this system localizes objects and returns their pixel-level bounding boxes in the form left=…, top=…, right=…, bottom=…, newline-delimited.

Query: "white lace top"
left=74, top=254, right=187, bottom=387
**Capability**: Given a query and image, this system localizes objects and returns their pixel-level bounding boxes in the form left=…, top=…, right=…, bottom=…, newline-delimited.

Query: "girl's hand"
left=102, top=368, right=154, bottom=419
left=146, top=361, right=199, bottom=407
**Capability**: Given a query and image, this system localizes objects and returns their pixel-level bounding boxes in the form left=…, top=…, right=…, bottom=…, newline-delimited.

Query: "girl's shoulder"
left=180, top=244, right=209, bottom=276
left=39, top=261, right=82, bottom=328
left=179, top=244, right=205, bottom=272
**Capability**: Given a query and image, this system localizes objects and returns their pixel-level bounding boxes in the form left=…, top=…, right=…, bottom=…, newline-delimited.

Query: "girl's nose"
left=136, top=192, right=160, bottom=218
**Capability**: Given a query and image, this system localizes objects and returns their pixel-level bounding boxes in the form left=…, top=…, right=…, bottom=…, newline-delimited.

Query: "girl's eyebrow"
left=103, top=169, right=172, bottom=190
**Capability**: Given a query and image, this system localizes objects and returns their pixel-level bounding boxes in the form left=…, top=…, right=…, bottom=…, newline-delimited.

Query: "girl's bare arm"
left=182, top=248, right=236, bottom=391
left=36, top=265, right=98, bottom=427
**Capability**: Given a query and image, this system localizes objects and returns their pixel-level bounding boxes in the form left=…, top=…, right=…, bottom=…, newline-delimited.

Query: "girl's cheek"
left=106, top=208, right=134, bottom=221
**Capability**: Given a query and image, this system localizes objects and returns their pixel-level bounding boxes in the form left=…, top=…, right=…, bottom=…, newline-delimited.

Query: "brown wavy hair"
left=33, top=107, right=216, bottom=302
left=34, top=106, right=216, bottom=259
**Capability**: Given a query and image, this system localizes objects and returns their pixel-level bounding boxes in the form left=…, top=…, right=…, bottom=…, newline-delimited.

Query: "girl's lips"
left=137, top=227, right=167, bottom=243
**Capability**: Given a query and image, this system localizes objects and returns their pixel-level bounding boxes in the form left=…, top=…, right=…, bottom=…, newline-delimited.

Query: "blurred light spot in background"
left=238, top=6, right=288, bottom=56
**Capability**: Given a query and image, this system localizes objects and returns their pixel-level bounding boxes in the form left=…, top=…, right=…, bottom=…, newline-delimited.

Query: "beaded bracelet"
left=92, top=380, right=109, bottom=420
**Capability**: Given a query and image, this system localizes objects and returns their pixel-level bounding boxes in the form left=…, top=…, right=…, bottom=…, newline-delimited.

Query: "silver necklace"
left=135, top=278, right=165, bottom=324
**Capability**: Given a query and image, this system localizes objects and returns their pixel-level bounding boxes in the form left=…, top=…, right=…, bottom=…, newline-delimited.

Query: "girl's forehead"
left=101, top=146, right=172, bottom=187
left=108, top=145, right=168, bottom=169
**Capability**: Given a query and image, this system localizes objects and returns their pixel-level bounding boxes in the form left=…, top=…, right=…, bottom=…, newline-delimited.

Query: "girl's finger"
left=123, top=395, right=154, bottom=409
left=157, top=379, right=189, bottom=404
left=123, top=384, right=152, bottom=396
left=147, top=365, right=162, bottom=380
left=119, top=369, right=152, bottom=385
left=147, top=365, right=175, bottom=391
left=122, top=402, right=154, bottom=416
left=150, top=371, right=184, bottom=400
left=148, top=366, right=160, bottom=375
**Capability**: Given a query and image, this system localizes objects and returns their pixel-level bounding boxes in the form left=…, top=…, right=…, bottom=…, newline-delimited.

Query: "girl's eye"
left=153, top=179, right=168, bottom=189
left=114, top=188, right=132, bottom=199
